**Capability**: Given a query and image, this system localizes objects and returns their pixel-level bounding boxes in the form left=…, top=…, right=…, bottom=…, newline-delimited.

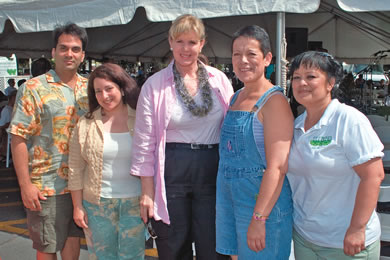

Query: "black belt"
left=166, top=142, right=218, bottom=150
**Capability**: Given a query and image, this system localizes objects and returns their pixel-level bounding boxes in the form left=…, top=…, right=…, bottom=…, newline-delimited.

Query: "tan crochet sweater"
left=68, top=105, right=136, bottom=205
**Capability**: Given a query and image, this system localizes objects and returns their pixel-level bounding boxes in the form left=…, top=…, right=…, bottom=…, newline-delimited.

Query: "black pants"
left=152, top=143, right=228, bottom=260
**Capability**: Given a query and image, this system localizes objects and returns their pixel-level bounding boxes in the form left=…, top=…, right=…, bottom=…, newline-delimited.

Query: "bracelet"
left=253, top=212, right=268, bottom=221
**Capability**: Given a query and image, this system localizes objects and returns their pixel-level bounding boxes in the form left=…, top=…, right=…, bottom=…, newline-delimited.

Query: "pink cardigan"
left=130, top=62, right=234, bottom=224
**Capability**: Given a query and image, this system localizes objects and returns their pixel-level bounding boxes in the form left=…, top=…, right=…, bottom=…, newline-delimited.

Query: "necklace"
left=173, top=62, right=213, bottom=117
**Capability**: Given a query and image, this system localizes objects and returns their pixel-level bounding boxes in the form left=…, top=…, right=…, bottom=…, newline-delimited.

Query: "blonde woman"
left=131, top=14, right=234, bottom=260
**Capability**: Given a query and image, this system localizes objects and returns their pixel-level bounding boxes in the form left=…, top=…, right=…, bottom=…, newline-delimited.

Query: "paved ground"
left=0, top=165, right=158, bottom=259
left=2, top=163, right=389, bottom=260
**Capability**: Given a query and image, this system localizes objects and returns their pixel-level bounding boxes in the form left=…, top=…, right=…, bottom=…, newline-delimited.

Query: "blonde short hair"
left=168, top=14, right=205, bottom=41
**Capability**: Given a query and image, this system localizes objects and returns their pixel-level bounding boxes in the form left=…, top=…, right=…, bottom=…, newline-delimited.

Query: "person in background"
left=379, top=79, right=386, bottom=89
left=9, top=23, right=88, bottom=260
left=0, top=89, right=17, bottom=162
left=216, top=25, right=293, bottom=259
left=17, top=79, right=26, bottom=88
left=131, top=14, right=234, bottom=260
left=31, top=57, right=52, bottom=77
left=355, top=74, right=365, bottom=102
left=0, top=91, right=7, bottom=104
left=68, top=63, right=144, bottom=259
left=287, top=51, right=384, bottom=259
left=0, top=89, right=16, bottom=129
left=4, top=78, right=16, bottom=96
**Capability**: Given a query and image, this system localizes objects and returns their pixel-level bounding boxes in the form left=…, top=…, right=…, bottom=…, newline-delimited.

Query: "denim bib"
left=219, top=86, right=283, bottom=177
left=216, top=85, right=293, bottom=258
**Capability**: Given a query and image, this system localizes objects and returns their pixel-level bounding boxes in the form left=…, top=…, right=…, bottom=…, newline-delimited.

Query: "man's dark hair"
left=7, top=79, right=15, bottom=85
left=17, top=79, right=26, bottom=87
left=53, top=23, right=88, bottom=51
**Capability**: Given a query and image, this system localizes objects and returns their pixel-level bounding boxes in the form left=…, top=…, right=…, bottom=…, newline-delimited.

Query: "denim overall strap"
left=252, top=86, right=285, bottom=168
left=253, top=86, right=284, bottom=111
left=229, top=88, right=243, bottom=106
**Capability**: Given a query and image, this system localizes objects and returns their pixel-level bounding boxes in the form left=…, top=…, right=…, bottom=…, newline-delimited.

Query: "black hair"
left=17, top=79, right=26, bottom=87
left=31, top=58, right=52, bottom=77
left=289, top=51, right=344, bottom=85
left=232, top=25, right=271, bottom=56
left=53, top=23, right=88, bottom=51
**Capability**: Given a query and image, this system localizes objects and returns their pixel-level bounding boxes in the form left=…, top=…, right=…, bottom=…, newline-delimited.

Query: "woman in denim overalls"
left=216, top=25, right=294, bottom=259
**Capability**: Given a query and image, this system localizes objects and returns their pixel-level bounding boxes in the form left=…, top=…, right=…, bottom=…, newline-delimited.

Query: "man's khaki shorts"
left=26, top=193, right=84, bottom=253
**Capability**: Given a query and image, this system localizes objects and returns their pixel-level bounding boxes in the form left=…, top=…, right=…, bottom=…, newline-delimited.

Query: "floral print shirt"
left=9, top=69, right=88, bottom=196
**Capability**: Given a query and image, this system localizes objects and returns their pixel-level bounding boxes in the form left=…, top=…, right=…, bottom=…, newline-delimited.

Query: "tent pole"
left=276, top=12, right=285, bottom=87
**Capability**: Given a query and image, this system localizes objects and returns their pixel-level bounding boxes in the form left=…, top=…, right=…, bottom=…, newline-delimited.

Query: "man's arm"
left=11, top=134, right=46, bottom=211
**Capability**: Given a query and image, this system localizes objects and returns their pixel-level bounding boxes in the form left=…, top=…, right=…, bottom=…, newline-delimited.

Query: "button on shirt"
left=8, top=70, right=88, bottom=196
left=287, top=99, right=383, bottom=248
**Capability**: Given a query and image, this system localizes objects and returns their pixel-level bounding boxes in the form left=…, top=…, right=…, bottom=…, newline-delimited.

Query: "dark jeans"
left=152, top=143, right=228, bottom=260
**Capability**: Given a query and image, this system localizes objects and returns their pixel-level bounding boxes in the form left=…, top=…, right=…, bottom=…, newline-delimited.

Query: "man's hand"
left=20, top=183, right=46, bottom=211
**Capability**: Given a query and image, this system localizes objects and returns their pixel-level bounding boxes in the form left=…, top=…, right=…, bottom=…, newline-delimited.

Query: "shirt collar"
left=45, top=69, right=87, bottom=86
left=45, top=69, right=59, bottom=83
left=295, top=99, right=341, bottom=131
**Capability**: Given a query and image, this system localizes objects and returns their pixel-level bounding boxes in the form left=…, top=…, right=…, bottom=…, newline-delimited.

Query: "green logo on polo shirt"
left=310, top=136, right=332, bottom=146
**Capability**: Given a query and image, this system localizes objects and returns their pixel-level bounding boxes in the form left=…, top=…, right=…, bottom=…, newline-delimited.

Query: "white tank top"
left=166, top=88, right=223, bottom=144
left=101, top=132, right=141, bottom=198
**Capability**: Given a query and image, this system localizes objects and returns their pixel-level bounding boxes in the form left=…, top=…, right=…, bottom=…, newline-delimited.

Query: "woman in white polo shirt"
left=287, top=51, right=384, bottom=259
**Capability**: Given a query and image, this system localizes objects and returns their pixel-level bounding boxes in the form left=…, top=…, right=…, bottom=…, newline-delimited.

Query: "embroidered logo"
left=310, top=136, right=332, bottom=147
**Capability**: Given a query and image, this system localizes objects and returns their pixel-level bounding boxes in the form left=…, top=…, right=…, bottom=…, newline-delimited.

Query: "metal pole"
left=276, top=12, right=285, bottom=86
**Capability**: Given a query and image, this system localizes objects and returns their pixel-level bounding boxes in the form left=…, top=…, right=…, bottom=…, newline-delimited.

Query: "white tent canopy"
left=0, top=0, right=318, bottom=33
left=337, top=0, right=389, bottom=12
left=0, top=0, right=388, bottom=65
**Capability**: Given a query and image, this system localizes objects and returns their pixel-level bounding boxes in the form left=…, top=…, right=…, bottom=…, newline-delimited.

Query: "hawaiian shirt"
left=8, top=69, right=88, bottom=196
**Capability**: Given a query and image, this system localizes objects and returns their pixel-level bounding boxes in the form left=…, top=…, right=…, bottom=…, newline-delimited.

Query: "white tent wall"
left=284, top=0, right=390, bottom=64
left=286, top=11, right=390, bottom=64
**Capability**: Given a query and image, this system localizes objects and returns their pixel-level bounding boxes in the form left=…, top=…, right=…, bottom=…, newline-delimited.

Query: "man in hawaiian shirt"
left=9, top=23, right=89, bottom=260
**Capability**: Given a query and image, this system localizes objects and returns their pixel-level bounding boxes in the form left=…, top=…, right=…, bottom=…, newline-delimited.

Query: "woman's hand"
left=247, top=219, right=266, bottom=252
left=73, top=205, right=88, bottom=229
left=343, top=157, right=384, bottom=256
left=343, top=225, right=366, bottom=256
left=140, top=193, right=154, bottom=224
left=140, top=176, right=155, bottom=223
